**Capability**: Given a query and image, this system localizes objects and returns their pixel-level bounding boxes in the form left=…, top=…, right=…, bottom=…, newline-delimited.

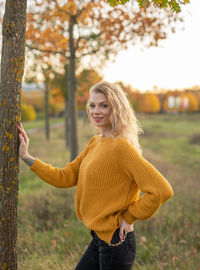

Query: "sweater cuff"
left=122, top=210, right=138, bottom=225
left=30, top=158, right=41, bottom=172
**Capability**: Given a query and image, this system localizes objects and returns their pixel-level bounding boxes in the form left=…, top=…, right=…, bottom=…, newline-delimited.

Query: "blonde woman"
left=18, top=81, right=173, bottom=270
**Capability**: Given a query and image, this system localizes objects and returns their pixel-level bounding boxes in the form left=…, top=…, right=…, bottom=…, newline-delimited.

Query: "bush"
left=137, top=93, right=161, bottom=113
left=185, top=92, right=199, bottom=112
left=21, top=104, right=37, bottom=121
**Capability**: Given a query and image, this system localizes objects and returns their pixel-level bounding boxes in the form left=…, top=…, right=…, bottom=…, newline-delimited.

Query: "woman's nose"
left=94, top=106, right=100, bottom=113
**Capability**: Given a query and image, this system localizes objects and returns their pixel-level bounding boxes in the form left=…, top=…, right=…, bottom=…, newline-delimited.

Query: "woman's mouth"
left=93, top=117, right=103, bottom=123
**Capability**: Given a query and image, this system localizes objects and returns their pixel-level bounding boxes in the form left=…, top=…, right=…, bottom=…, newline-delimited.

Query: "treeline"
left=21, top=69, right=102, bottom=121
left=21, top=88, right=65, bottom=121
left=121, top=83, right=200, bottom=114
left=21, top=74, right=200, bottom=121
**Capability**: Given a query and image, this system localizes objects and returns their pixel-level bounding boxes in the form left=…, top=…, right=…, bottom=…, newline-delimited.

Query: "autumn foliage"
left=23, top=0, right=196, bottom=116
left=185, top=92, right=199, bottom=112
left=162, top=91, right=199, bottom=113
left=26, top=0, right=180, bottom=58
left=49, top=88, right=65, bottom=116
left=25, top=0, right=185, bottom=158
left=22, top=77, right=200, bottom=116
left=22, top=90, right=44, bottom=113
left=137, top=93, right=161, bottom=113
left=77, top=69, right=103, bottom=111
left=120, top=82, right=200, bottom=114
left=21, top=104, right=37, bottom=121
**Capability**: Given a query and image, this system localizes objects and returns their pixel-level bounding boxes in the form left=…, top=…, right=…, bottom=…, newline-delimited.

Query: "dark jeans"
left=75, top=228, right=136, bottom=270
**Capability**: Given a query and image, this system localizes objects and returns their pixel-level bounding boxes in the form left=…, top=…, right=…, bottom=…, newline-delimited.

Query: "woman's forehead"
left=89, top=92, right=108, bottom=103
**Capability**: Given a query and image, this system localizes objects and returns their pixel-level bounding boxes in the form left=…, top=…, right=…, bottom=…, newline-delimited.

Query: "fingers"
left=119, top=219, right=134, bottom=240
left=17, top=123, right=29, bottom=144
left=119, top=226, right=125, bottom=241
left=18, top=127, right=27, bottom=141
left=119, top=227, right=131, bottom=241
left=17, top=123, right=24, bottom=133
left=19, top=133, right=24, bottom=142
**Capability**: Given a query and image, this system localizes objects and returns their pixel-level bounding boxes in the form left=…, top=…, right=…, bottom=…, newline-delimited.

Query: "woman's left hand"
left=119, top=219, right=134, bottom=241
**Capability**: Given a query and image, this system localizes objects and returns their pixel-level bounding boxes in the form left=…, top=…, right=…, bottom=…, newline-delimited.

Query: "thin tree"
left=0, top=0, right=27, bottom=268
left=26, top=0, right=183, bottom=160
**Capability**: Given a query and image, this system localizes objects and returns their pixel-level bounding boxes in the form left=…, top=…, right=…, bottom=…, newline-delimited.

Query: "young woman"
left=18, top=81, right=173, bottom=270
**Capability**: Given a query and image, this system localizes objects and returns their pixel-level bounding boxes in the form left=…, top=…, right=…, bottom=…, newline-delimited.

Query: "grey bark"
left=67, top=15, right=78, bottom=161
left=0, top=0, right=27, bottom=269
left=65, top=98, right=70, bottom=148
left=64, top=65, right=70, bottom=149
left=44, top=82, right=50, bottom=140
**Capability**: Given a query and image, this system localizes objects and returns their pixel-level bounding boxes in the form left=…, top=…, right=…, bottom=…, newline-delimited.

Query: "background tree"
left=162, top=91, right=177, bottom=113
left=22, top=90, right=45, bottom=116
left=0, top=0, right=27, bottom=268
left=77, top=69, right=103, bottom=112
left=21, top=104, right=37, bottom=121
left=118, top=82, right=140, bottom=112
left=185, top=92, right=199, bottom=112
left=47, top=68, right=102, bottom=145
left=24, top=53, right=61, bottom=140
left=49, top=87, right=65, bottom=116
left=45, top=65, right=70, bottom=147
left=137, top=93, right=161, bottom=113
left=26, top=0, right=182, bottom=160
left=196, top=90, right=200, bottom=111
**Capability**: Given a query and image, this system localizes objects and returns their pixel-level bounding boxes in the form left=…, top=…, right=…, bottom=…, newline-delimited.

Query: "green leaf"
left=106, top=0, right=188, bottom=13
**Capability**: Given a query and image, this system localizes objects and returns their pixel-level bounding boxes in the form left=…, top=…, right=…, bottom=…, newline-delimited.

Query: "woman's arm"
left=18, top=122, right=80, bottom=187
left=18, top=123, right=94, bottom=188
left=116, top=138, right=173, bottom=225
left=22, top=155, right=35, bottom=167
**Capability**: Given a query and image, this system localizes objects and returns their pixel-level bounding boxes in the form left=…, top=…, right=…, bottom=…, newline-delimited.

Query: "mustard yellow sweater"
left=30, top=135, right=173, bottom=243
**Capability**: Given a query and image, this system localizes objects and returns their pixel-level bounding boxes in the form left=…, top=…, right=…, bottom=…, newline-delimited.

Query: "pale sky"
left=103, top=1, right=200, bottom=92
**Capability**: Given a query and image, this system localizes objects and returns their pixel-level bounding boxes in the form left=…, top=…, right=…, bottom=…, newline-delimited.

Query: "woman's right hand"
left=18, top=122, right=30, bottom=160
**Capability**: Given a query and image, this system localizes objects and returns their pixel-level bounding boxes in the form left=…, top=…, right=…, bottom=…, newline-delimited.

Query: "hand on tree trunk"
left=18, top=122, right=35, bottom=167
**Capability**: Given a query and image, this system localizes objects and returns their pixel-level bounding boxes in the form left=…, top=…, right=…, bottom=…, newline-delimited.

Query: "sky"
left=0, top=1, right=199, bottom=92
left=103, top=1, right=200, bottom=92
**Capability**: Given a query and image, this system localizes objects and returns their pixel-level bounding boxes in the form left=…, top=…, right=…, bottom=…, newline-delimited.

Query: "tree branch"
left=26, top=43, right=68, bottom=59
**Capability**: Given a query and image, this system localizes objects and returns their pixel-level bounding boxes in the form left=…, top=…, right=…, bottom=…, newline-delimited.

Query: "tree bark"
left=44, top=82, right=50, bottom=140
left=0, top=0, right=27, bottom=269
left=64, top=65, right=70, bottom=149
left=65, top=98, right=70, bottom=148
left=67, top=15, right=78, bottom=161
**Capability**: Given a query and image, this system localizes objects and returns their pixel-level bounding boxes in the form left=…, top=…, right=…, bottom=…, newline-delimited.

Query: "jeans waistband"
left=91, top=228, right=121, bottom=246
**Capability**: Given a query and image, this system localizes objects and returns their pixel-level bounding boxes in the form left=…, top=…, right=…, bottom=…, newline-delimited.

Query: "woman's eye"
left=89, top=104, right=95, bottom=108
left=102, top=104, right=108, bottom=108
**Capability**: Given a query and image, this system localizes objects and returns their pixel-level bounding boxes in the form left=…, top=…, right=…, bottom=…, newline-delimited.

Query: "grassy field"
left=18, top=114, right=200, bottom=270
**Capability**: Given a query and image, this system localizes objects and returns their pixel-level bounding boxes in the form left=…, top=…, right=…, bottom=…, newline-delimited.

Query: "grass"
left=22, top=117, right=64, bottom=131
left=139, top=113, right=200, bottom=173
left=18, top=114, right=200, bottom=270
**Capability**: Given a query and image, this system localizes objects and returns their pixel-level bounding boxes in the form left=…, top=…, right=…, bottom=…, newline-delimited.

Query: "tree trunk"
left=64, top=65, right=70, bottom=149
left=65, top=98, right=70, bottom=148
left=67, top=15, right=78, bottom=161
left=44, top=83, right=50, bottom=140
left=0, top=0, right=27, bottom=269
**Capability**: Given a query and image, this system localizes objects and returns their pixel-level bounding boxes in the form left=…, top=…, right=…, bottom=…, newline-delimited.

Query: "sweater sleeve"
left=116, top=138, right=174, bottom=224
left=30, top=136, right=95, bottom=188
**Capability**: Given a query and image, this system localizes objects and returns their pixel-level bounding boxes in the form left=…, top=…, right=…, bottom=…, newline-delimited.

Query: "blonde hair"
left=86, top=81, right=143, bottom=155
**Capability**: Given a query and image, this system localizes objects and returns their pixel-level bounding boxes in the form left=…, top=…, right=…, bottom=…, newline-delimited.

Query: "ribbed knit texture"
left=30, top=135, right=173, bottom=243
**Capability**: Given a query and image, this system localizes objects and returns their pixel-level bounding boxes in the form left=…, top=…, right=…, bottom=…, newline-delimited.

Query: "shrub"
left=137, top=93, right=161, bottom=113
left=185, top=92, right=199, bottom=112
left=21, top=104, right=37, bottom=121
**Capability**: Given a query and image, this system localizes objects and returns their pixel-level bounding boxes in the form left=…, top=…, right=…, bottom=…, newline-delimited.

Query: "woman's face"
left=89, top=92, right=112, bottom=133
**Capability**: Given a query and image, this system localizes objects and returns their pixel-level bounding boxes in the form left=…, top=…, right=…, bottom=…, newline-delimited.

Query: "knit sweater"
left=30, top=135, right=173, bottom=243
